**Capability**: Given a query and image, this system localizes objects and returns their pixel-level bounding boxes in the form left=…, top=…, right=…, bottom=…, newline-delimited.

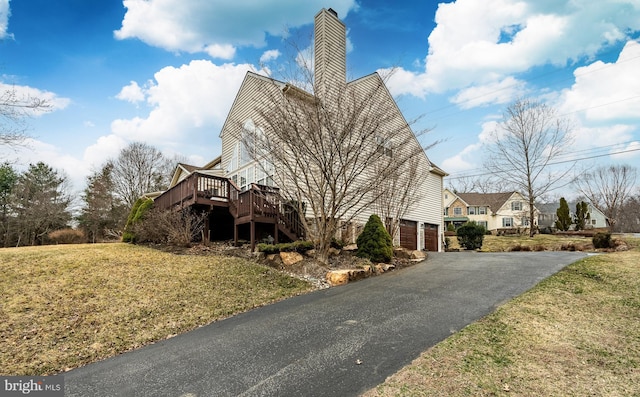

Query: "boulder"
left=328, top=247, right=341, bottom=256
left=266, top=254, right=282, bottom=266
left=410, top=250, right=427, bottom=260
left=393, top=247, right=412, bottom=259
left=325, top=268, right=370, bottom=286
left=343, top=244, right=358, bottom=251
left=279, top=251, right=304, bottom=266
left=326, top=270, right=351, bottom=286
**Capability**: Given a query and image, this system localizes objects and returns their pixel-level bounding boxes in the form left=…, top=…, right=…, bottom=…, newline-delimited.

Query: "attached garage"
left=399, top=219, right=418, bottom=250
left=423, top=223, right=439, bottom=252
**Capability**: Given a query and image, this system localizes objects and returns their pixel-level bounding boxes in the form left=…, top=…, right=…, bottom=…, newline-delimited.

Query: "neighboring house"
left=152, top=9, right=446, bottom=251
left=443, top=189, right=539, bottom=233
left=537, top=201, right=609, bottom=230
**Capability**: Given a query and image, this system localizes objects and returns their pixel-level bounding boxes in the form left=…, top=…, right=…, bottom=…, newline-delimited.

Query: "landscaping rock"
left=410, top=250, right=426, bottom=260
left=393, top=247, right=412, bottom=259
left=279, top=251, right=304, bottom=266
left=328, top=247, right=341, bottom=256
left=325, top=268, right=370, bottom=286
left=343, top=244, right=358, bottom=251
left=326, top=270, right=351, bottom=286
left=266, top=254, right=282, bottom=266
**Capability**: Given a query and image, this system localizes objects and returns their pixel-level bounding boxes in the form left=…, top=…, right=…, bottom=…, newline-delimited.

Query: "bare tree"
left=230, top=73, right=433, bottom=263
left=446, top=175, right=512, bottom=194
left=1, top=86, right=50, bottom=150
left=110, top=142, right=173, bottom=208
left=618, top=194, right=640, bottom=233
left=575, top=164, right=637, bottom=232
left=484, top=98, right=574, bottom=236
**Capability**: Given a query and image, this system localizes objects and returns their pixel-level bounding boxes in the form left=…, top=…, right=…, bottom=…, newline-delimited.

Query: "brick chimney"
left=314, top=8, right=346, bottom=96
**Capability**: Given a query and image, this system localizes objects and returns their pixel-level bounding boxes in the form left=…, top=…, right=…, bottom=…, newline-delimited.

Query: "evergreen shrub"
left=456, top=222, right=485, bottom=250
left=592, top=232, right=612, bottom=249
left=356, top=214, right=393, bottom=263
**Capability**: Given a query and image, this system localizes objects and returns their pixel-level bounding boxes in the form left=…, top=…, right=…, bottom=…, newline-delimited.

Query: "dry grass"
left=0, top=243, right=312, bottom=375
left=364, top=241, right=640, bottom=396
left=447, top=234, right=597, bottom=252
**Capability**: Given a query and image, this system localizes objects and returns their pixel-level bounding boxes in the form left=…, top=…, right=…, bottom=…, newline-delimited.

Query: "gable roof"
left=457, top=192, right=516, bottom=211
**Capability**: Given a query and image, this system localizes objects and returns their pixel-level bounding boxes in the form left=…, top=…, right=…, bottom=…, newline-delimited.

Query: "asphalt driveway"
left=64, top=251, right=586, bottom=397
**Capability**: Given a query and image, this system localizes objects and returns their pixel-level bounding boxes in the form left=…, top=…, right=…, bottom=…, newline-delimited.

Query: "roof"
left=457, top=192, right=515, bottom=210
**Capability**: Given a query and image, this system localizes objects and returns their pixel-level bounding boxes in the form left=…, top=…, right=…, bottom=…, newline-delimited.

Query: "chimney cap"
left=327, top=8, right=338, bottom=17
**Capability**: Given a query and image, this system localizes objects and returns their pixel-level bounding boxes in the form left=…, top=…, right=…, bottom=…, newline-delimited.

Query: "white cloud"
left=114, top=0, right=358, bottom=58
left=111, top=60, right=255, bottom=146
left=0, top=138, right=88, bottom=191
left=384, top=0, right=640, bottom=102
left=115, top=81, right=145, bottom=104
left=260, top=49, right=281, bottom=64
left=0, top=0, right=11, bottom=40
left=83, top=134, right=128, bottom=170
left=0, top=82, right=70, bottom=115
left=558, top=40, right=640, bottom=122
left=450, top=77, right=527, bottom=109
left=611, top=141, right=640, bottom=160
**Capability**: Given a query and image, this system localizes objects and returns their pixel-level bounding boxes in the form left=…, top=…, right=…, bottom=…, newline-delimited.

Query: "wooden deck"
left=153, top=172, right=305, bottom=249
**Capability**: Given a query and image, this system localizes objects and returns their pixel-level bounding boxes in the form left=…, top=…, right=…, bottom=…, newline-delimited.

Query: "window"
left=592, top=219, right=597, bottom=225
left=477, top=221, right=488, bottom=230
left=468, top=207, right=476, bottom=215
left=454, top=207, right=462, bottom=216
left=376, top=135, right=393, bottom=157
left=511, top=201, right=522, bottom=211
left=522, top=217, right=529, bottom=226
left=479, top=206, right=487, bottom=215
left=444, top=208, right=449, bottom=216
left=502, top=217, right=513, bottom=227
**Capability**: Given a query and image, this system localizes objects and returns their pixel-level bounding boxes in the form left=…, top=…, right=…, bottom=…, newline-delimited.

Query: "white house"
left=154, top=9, right=446, bottom=251
left=444, top=189, right=539, bottom=233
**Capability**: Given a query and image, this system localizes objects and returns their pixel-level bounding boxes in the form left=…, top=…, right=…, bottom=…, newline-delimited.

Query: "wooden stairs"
left=153, top=172, right=305, bottom=249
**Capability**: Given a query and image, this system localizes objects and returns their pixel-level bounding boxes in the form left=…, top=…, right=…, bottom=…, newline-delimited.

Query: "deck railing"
left=154, top=172, right=231, bottom=210
left=153, top=175, right=304, bottom=240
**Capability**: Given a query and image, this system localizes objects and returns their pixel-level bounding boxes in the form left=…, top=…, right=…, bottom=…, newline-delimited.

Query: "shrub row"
left=257, top=240, right=315, bottom=254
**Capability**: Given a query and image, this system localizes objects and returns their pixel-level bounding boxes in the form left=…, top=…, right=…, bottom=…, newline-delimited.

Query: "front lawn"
left=0, top=243, right=312, bottom=375
left=365, top=241, right=640, bottom=396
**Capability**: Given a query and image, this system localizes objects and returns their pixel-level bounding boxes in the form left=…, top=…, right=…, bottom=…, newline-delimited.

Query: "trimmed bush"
left=122, top=198, right=154, bottom=243
left=48, top=228, right=86, bottom=244
left=257, top=240, right=315, bottom=254
left=356, top=214, right=393, bottom=263
left=592, top=232, right=613, bottom=249
left=456, top=222, right=485, bottom=250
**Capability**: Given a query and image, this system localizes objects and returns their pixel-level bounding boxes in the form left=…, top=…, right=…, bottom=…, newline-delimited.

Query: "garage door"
left=399, top=219, right=417, bottom=250
left=423, top=223, right=439, bottom=252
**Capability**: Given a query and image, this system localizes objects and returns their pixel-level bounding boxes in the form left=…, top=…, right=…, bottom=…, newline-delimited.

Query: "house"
left=537, top=201, right=608, bottom=231
left=152, top=9, right=446, bottom=251
left=443, top=189, right=539, bottom=233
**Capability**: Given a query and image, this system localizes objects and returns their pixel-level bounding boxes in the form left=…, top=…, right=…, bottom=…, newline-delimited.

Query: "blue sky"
left=1, top=0, right=640, bottom=196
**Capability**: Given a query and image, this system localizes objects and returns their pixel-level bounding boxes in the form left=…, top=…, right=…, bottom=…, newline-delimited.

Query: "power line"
left=446, top=145, right=640, bottom=180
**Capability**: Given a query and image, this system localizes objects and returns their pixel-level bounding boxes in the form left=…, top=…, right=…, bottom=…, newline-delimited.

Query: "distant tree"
left=555, top=197, right=571, bottom=231
left=110, top=142, right=172, bottom=207
left=1, top=86, right=50, bottom=152
left=484, top=98, right=574, bottom=237
left=0, top=162, right=18, bottom=246
left=575, top=164, right=637, bottom=232
left=618, top=195, right=640, bottom=233
left=77, top=163, right=128, bottom=242
left=573, top=201, right=590, bottom=231
left=10, top=162, right=72, bottom=246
